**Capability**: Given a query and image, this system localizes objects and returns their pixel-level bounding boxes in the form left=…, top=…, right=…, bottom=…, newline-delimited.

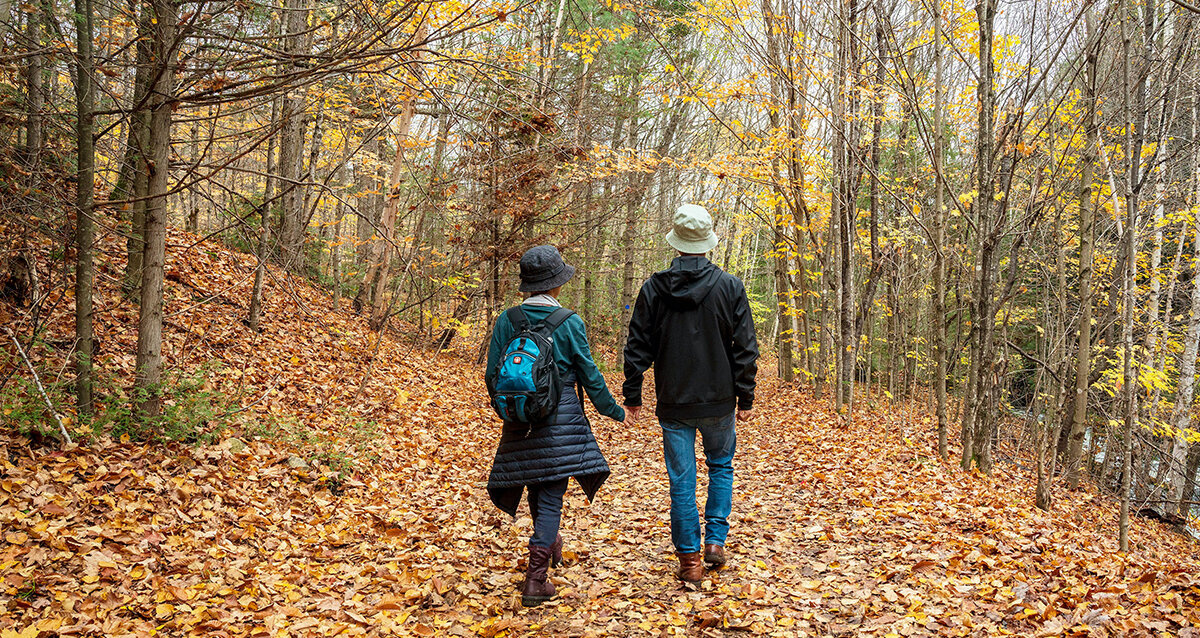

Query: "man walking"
left=622, top=203, right=759, bottom=583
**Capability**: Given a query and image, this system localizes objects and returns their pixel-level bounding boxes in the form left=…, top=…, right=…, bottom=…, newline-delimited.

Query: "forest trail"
left=3, top=233, right=1200, bottom=638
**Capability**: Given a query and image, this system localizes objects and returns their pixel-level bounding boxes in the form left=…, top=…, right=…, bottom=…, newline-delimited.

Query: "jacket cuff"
left=737, top=398, right=753, bottom=411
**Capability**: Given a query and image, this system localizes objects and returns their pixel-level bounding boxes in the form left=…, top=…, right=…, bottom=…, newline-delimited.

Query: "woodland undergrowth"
left=2, top=231, right=1200, bottom=637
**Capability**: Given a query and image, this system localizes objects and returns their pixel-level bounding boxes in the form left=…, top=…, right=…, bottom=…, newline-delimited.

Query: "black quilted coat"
left=487, top=374, right=611, bottom=517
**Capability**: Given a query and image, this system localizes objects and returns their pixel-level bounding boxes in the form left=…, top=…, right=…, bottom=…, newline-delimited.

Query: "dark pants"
left=527, top=478, right=569, bottom=547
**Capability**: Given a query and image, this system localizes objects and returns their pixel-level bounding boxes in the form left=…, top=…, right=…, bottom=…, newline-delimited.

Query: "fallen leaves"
left=3, top=230, right=1200, bottom=636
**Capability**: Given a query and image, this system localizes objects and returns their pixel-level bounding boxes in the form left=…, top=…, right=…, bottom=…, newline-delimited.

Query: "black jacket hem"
left=656, top=398, right=737, bottom=420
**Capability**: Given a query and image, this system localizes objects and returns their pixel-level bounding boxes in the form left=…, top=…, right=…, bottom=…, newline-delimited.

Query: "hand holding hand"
left=624, top=405, right=642, bottom=426
left=736, top=409, right=753, bottom=423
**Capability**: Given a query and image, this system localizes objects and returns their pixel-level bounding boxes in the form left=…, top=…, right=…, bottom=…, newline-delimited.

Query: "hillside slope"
left=2, top=232, right=1199, bottom=637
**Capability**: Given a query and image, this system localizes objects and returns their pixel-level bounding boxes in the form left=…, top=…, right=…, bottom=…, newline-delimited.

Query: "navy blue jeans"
left=661, top=412, right=737, bottom=553
left=527, top=478, right=569, bottom=547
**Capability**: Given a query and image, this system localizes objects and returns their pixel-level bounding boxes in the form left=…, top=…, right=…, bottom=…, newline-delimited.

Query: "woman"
left=485, top=245, right=626, bottom=607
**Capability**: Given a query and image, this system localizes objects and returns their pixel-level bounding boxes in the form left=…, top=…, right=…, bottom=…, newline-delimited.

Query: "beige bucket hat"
left=665, top=204, right=719, bottom=254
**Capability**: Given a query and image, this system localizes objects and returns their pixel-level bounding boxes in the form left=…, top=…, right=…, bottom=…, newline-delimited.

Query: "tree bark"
left=277, top=0, right=311, bottom=273
left=1178, top=443, right=1200, bottom=518
left=833, top=0, right=860, bottom=413
left=931, top=0, right=948, bottom=460
left=1118, top=0, right=1151, bottom=552
left=617, top=86, right=643, bottom=371
left=1065, top=12, right=1098, bottom=489
left=762, top=0, right=794, bottom=382
left=122, top=6, right=154, bottom=297
left=186, top=120, right=200, bottom=232
left=24, top=4, right=44, bottom=164
left=73, top=0, right=96, bottom=415
left=1163, top=100, right=1200, bottom=517
left=362, top=21, right=428, bottom=331
left=962, top=0, right=999, bottom=473
left=249, top=95, right=279, bottom=332
left=1037, top=208, right=1069, bottom=511
left=134, top=0, right=177, bottom=420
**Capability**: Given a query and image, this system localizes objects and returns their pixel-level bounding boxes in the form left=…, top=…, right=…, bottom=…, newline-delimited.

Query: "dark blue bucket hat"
left=518, top=245, right=576, bottom=293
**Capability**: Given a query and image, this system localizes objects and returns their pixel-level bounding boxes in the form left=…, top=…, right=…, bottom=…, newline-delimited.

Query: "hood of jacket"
left=655, top=256, right=724, bottom=310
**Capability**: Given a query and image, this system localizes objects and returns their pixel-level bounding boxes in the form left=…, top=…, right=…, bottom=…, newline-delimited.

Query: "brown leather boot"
left=521, top=544, right=556, bottom=607
left=676, top=551, right=704, bottom=583
left=550, top=533, right=564, bottom=568
left=703, top=544, right=726, bottom=568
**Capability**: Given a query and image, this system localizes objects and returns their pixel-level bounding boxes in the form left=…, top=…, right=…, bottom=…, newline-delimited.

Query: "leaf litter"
left=2, top=231, right=1199, bottom=637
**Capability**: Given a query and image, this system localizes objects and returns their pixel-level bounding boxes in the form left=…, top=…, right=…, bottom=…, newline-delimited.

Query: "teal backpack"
left=487, top=307, right=575, bottom=424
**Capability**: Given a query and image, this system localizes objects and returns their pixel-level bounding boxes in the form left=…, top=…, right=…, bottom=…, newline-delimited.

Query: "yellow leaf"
left=4, top=531, right=27, bottom=544
left=156, top=603, right=175, bottom=619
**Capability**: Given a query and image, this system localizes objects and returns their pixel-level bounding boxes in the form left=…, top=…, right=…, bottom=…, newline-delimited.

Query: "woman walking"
left=485, top=245, right=626, bottom=607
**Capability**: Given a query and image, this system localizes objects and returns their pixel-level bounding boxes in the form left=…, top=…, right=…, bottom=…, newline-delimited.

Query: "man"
left=622, top=203, right=759, bottom=583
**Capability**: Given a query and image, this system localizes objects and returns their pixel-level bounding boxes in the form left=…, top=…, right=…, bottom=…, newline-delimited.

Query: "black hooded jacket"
left=623, top=256, right=758, bottom=419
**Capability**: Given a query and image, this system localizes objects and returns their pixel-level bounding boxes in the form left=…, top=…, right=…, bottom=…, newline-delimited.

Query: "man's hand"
left=736, top=409, right=753, bottom=423
left=624, top=405, right=642, bottom=426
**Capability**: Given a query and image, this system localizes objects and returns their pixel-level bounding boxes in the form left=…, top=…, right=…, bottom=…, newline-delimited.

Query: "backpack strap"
left=506, top=306, right=531, bottom=331
left=537, top=308, right=576, bottom=335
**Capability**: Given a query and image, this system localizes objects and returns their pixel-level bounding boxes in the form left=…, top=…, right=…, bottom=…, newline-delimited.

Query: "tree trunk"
left=963, top=0, right=998, bottom=473
left=249, top=95, right=279, bottom=332
left=1178, top=443, right=1200, bottom=518
left=832, top=0, right=859, bottom=414
left=1151, top=223, right=1187, bottom=443
left=1066, top=10, right=1099, bottom=489
left=1037, top=208, right=1070, bottom=511
left=301, top=107, right=326, bottom=227
left=134, top=0, right=177, bottom=420
left=73, top=0, right=96, bottom=415
left=773, top=199, right=794, bottom=382
left=277, top=0, right=311, bottom=273
left=186, top=120, right=200, bottom=232
left=1164, top=213, right=1200, bottom=517
left=1163, top=101, right=1200, bottom=518
left=617, top=88, right=642, bottom=370
left=24, top=5, right=44, bottom=164
left=762, top=0, right=794, bottom=382
left=332, top=208, right=343, bottom=311
left=851, top=6, right=887, bottom=399
left=122, top=6, right=154, bottom=297
left=931, top=0, right=948, bottom=459
left=1118, top=0, right=1151, bottom=552
left=362, top=22, right=427, bottom=331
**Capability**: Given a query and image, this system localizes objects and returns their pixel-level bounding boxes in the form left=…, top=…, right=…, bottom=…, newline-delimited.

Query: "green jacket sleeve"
left=565, top=315, right=625, bottom=422
left=485, top=312, right=512, bottom=389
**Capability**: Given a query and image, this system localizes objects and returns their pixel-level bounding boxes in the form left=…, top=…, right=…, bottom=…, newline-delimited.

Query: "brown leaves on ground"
left=3, top=232, right=1200, bottom=637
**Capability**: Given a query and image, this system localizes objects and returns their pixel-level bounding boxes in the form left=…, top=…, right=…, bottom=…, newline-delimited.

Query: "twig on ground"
left=5, top=326, right=73, bottom=445
left=216, top=374, right=283, bottom=419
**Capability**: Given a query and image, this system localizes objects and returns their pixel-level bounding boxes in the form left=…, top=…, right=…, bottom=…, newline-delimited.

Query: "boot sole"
left=521, top=595, right=553, bottom=607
